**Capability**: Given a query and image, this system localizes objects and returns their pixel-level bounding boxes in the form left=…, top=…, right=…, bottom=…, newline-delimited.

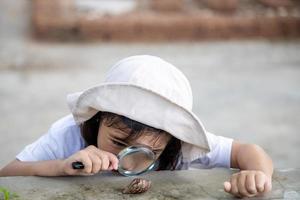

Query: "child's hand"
left=223, top=170, right=272, bottom=198
left=62, top=145, right=119, bottom=176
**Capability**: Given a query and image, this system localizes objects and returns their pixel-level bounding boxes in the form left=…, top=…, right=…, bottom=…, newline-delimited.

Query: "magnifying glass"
left=72, top=145, right=156, bottom=176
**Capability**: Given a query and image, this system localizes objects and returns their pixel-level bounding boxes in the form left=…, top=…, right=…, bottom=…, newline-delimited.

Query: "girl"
left=0, top=55, right=273, bottom=198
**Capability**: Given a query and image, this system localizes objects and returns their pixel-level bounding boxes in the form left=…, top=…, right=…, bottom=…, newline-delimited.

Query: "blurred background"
left=0, top=0, right=299, bottom=169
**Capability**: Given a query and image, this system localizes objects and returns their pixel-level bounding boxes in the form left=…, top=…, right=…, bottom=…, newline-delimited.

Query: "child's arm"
left=0, top=145, right=119, bottom=177
left=224, top=141, right=273, bottom=198
left=0, top=159, right=65, bottom=176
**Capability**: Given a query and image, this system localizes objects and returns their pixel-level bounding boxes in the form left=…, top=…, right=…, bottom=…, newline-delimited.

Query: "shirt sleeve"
left=16, top=128, right=59, bottom=161
left=189, top=132, right=233, bottom=169
left=16, top=115, right=84, bottom=162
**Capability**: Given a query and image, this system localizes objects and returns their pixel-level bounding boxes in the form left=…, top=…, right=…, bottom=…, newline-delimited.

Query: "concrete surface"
left=1, top=169, right=300, bottom=199
left=1, top=0, right=300, bottom=177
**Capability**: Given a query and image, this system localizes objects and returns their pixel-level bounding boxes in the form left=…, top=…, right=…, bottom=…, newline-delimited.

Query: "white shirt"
left=16, top=115, right=233, bottom=169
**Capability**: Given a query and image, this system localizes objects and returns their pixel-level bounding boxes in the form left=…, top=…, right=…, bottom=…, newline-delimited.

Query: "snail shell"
left=122, top=178, right=151, bottom=194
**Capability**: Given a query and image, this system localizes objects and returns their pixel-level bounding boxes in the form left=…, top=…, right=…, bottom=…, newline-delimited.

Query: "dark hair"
left=80, top=111, right=182, bottom=170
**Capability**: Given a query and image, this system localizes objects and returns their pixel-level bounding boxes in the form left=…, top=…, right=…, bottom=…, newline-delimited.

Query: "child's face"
left=97, top=116, right=172, bottom=159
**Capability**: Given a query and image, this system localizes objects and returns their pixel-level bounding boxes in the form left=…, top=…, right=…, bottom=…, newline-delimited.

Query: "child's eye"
left=112, top=140, right=127, bottom=147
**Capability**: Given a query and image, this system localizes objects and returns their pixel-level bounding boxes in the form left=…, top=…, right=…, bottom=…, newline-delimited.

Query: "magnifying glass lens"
left=120, top=151, right=154, bottom=171
left=117, top=145, right=156, bottom=176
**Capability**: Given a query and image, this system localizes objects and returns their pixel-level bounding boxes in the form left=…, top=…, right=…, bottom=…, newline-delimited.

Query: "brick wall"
left=32, top=0, right=300, bottom=41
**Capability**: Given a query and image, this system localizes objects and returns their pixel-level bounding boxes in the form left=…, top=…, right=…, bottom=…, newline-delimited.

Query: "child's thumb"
left=223, top=181, right=231, bottom=192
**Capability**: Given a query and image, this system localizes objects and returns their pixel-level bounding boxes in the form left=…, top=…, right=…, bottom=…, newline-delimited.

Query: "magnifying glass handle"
left=72, top=161, right=84, bottom=169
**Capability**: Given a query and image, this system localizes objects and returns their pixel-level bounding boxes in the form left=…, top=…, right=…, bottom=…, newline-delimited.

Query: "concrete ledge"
left=0, top=169, right=299, bottom=199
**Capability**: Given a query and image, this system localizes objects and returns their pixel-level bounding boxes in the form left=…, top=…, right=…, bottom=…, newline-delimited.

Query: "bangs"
left=101, top=112, right=167, bottom=144
left=101, top=112, right=167, bottom=135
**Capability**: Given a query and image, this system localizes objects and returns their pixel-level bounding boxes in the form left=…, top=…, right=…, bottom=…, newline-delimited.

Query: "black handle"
left=72, top=161, right=84, bottom=169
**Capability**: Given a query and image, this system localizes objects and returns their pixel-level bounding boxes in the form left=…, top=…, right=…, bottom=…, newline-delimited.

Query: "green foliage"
left=0, top=187, right=19, bottom=200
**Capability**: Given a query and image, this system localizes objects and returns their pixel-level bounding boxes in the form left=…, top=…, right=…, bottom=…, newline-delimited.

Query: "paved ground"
left=0, top=39, right=300, bottom=169
left=1, top=168, right=299, bottom=199
left=1, top=0, right=300, bottom=170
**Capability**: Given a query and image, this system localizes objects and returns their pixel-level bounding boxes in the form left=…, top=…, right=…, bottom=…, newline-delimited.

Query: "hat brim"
left=67, top=83, right=210, bottom=161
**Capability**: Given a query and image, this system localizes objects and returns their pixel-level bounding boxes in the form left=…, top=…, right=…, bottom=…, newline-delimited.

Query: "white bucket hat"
left=67, top=55, right=210, bottom=162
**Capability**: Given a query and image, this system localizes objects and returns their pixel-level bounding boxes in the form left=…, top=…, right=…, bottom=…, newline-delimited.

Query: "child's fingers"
left=237, top=171, right=256, bottom=197
left=87, top=153, right=102, bottom=174
left=237, top=172, right=256, bottom=197
left=255, top=172, right=266, bottom=193
left=86, top=146, right=110, bottom=171
left=245, top=172, right=257, bottom=194
left=86, top=146, right=118, bottom=171
left=223, top=181, right=231, bottom=192
left=264, top=177, right=272, bottom=193
left=225, top=171, right=271, bottom=198
left=106, top=151, right=119, bottom=170
left=108, top=165, right=114, bottom=170
left=99, top=154, right=110, bottom=170
left=237, top=172, right=251, bottom=197
left=229, top=174, right=241, bottom=197
left=77, top=151, right=93, bottom=174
